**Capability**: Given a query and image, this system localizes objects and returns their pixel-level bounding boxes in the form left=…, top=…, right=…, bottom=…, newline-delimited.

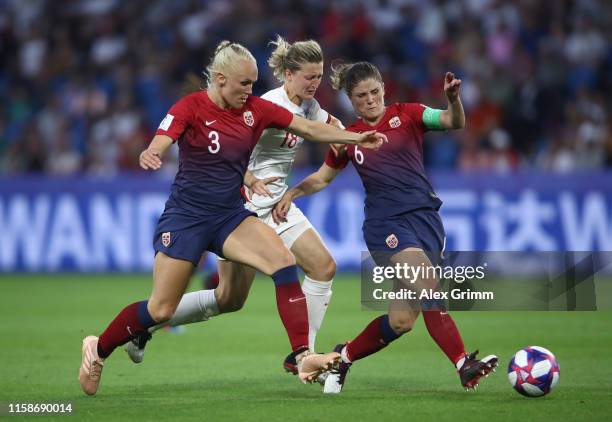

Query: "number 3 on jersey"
left=208, top=130, right=220, bottom=154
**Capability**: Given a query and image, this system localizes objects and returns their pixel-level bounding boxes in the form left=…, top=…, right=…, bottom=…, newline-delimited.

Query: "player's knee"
left=320, top=256, right=337, bottom=280
left=306, top=255, right=336, bottom=281
left=389, top=316, right=415, bottom=334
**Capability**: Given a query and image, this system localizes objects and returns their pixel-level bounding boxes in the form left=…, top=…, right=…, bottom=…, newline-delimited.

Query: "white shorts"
left=218, top=202, right=315, bottom=260
left=247, top=201, right=313, bottom=249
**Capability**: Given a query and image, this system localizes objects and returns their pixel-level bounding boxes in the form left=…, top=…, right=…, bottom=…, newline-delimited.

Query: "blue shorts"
left=153, top=206, right=255, bottom=265
left=363, top=208, right=446, bottom=266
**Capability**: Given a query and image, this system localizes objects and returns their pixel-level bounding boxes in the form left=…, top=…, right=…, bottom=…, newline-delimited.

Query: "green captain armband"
left=422, top=107, right=445, bottom=130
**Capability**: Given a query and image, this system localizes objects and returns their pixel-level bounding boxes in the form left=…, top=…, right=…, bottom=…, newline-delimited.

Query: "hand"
left=246, top=176, right=279, bottom=200
left=444, top=72, right=461, bottom=102
left=139, top=149, right=162, bottom=170
left=272, top=192, right=292, bottom=224
left=356, top=130, right=387, bottom=150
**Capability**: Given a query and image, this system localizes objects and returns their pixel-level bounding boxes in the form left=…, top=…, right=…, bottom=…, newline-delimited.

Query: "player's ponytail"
left=268, top=35, right=323, bottom=82
left=330, top=61, right=383, bottom=96
left=330, top=62, right=354, bottom=92
left=204, top=40, right=256, bottom=88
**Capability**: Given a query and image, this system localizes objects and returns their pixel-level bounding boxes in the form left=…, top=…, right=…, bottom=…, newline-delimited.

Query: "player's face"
left=286, top=62, right=324, bottom=101
left=220, top=59, right=258, bottom=109
left=349, top=78, right=385, bottom=123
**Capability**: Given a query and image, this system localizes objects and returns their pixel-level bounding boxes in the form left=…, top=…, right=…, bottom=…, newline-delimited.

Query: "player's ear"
left=217, top=73, right=227, bottom=87
left=285, top=69, right=292, bottom=82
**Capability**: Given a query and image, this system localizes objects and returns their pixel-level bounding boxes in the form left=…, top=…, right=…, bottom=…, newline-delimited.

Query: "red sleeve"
left=155, top=95, right=195, bottom=141
left=398, top=103, right=427, bottom=133
left=253, top=96, right=294, bottom=129
left=324, top=147, right=349, bottom=170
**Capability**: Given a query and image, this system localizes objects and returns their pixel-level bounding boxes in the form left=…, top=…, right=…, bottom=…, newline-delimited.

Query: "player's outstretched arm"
left=286, top=115, right=386, bottom=149
left=272, top=163, right=342, bottom=224
left=139, top=135, right=174, bottom=170
left=439, top=72, right=466, bottom=130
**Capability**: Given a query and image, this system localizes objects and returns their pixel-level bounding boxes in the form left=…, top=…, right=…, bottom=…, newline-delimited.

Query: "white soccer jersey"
left=246, top=86, right=329, bottom=208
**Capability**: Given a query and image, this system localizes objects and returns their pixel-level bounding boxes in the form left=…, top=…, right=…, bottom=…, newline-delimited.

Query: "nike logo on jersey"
left=288, top=296, right=306, bottom=303
left=205, top=120, right=216, bottom=126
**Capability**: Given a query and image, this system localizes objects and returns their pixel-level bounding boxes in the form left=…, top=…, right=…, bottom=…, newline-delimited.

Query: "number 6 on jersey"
left=355, top=145, right=364, bottom=164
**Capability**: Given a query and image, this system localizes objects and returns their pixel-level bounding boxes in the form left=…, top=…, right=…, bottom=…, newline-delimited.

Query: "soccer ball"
left=507, top=346, right=560, bottom=397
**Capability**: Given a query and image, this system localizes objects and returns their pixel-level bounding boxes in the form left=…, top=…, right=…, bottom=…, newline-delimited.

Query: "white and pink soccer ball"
left=508, top=346, right=560, bottom=397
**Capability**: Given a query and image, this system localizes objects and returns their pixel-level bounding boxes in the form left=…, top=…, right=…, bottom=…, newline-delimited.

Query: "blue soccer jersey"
left=325, top=103, right=442, bottom=220
left=155, top=91, right=294, bottom=214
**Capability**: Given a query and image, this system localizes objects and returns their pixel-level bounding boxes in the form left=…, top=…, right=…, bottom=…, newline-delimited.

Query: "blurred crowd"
left=1, top=0, right=610, bottom=175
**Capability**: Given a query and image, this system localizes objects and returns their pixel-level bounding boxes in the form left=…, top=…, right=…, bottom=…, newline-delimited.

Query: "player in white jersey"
left=126, top=36, right=341, bottom=377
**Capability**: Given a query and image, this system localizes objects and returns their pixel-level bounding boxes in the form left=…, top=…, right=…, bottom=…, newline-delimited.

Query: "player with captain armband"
left=274, top=62, right=499, bottom=393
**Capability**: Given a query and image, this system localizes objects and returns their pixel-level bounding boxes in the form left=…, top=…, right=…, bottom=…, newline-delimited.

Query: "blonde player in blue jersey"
left=273, top=62, right=498, bottom=393
left=77, top=42, right=387, bottom=396
left=124, top=37, right=345, bottom=377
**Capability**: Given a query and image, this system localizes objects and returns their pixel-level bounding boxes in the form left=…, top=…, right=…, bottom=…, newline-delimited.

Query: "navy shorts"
left=363, top=208, right=446, bottom=266
left=153, top=206, right=256, bottom=265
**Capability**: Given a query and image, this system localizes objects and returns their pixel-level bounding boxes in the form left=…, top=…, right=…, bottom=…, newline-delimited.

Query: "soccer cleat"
left=316, top=372, right=330, bottom=385
left=282, top=348, right=305, bottom=375
left=284, top=349, right=328, bottom=385
left=79, top=336, right=104, bottom=396
left=124, top=331, right=152, bottom=363
left=296, top=351, right=341, bottom=384
left=323, top=344, right=351, bottom=394
left=458, top=350, right=498, bottom=390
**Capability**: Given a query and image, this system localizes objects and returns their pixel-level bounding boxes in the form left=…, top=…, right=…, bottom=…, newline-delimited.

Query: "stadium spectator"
left=1, top=0, right=610, bottom=173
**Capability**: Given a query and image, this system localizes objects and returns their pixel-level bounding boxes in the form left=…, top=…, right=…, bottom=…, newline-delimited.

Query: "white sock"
left=455, top=355, right=466, bottom=371
left=340, top=345, right=352, bottom=363
left=150, top=289, right=219, bottom=333
left=301, top=276, right=333, bottom=351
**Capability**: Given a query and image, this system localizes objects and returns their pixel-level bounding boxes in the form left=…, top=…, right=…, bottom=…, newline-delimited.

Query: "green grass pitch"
left=1, top=274, right=611, bottom=421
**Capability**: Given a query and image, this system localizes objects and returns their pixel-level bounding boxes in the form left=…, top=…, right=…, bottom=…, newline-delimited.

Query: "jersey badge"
left=243, top=111, right=254, bottom=127
left=389, top=116, right=401, bottom=129
left=385, top=234, right=399, bottom=249
left=161, top=232, right=171, bottom=247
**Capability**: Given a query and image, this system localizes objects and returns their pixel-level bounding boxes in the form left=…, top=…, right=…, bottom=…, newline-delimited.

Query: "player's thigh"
left=215, top=259, right=257, bottom=312
left=290, top=228, right=336, bottom=281
left=148, top=252, right=195, bottom=320
left=222, top=216, right=295, bottom=275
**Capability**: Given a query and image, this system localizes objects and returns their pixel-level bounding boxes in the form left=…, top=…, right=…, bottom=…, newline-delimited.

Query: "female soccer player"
left=273, top=62, right=498, bottom=393
left=125, top=37, right=343, bottom=376
left=78, top=43, right=386, bottom=396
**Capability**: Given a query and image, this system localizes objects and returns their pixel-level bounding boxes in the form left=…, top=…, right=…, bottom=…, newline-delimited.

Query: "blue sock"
left=272, top=265, right=299, bottom=286
left=138, top=300, right=156, bottom=326
left=380, top=314, right=402, bottom=343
